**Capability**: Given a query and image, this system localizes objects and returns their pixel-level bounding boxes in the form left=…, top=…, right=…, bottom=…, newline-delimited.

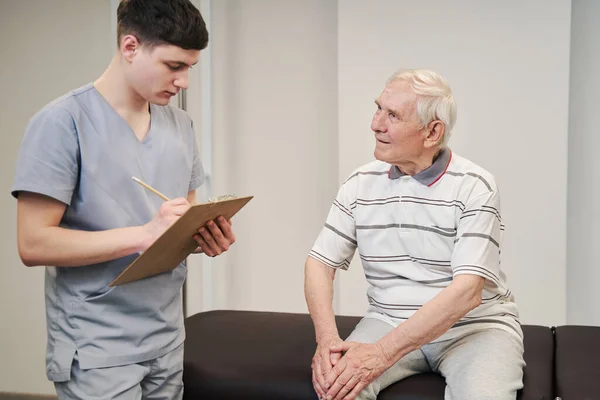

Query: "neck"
left=394, top=147, right=443, bottom=176
left=94, top=53, right=149, bottom=116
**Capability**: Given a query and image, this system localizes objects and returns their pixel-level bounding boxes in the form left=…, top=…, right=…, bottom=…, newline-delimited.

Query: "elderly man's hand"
left=311, top=333, right=345, bottom=399
left=323, top=341, right=390, bottom=400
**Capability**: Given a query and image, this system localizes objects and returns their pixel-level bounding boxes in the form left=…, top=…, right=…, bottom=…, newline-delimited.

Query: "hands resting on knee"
left=312, top=334, right=344, bottom=399
left=311, top=336, right=391, bottom=400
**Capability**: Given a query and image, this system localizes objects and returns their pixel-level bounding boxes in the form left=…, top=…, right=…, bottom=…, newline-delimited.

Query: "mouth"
left=162, top=91, right=177, bottom=97
left=376, top=138, right=390, bottom=144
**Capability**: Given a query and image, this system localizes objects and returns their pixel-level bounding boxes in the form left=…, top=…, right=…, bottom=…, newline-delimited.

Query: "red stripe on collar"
left=427, top=150, right=453, bottom=187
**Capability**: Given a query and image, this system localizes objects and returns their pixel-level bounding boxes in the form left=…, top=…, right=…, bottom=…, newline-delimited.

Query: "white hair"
left=387, top=69, right=457, bottom=147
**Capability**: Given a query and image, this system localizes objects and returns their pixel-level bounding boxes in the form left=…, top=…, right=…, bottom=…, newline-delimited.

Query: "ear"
left=120, top=34, right=141, bottom=63
left=424, top=120, right=445, bottom=149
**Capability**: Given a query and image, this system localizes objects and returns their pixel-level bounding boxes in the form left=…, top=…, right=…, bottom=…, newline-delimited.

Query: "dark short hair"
left=117, top=0, right=209, bottom=50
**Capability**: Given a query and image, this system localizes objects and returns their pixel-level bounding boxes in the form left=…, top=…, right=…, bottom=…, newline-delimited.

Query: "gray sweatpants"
left=346, top=318, right=525, bottom=400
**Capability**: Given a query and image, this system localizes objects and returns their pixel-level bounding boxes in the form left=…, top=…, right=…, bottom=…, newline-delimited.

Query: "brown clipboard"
left=110, top=196, right=253, bottom=286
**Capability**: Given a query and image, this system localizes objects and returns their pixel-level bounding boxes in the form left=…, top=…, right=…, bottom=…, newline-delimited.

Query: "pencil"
left=132, top=176, right=170, bottom=201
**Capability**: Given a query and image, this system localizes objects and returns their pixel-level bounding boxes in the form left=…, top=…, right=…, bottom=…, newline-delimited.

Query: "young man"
left=305, top=69, right=524, bottom=400
left=12, top=0, right=233, bottom=398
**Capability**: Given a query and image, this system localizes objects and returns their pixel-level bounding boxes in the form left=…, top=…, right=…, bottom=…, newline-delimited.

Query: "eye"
left=388, top=112, right=397, bottom=120
left=166, top=63, right=183, bottom=71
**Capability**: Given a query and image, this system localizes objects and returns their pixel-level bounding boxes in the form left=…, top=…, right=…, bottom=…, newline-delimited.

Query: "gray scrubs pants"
left=347, top=318, right=525, bottom=400
left=54, top=343, right=184, bottom=400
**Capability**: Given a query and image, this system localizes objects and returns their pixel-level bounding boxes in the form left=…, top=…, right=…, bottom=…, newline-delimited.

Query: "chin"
left=150, top=96, right=171, bottom=106
left=374, top=149, right=388, bottom=163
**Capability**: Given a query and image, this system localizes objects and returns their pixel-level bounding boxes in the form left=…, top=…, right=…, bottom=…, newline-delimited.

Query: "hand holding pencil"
left=133, top=176, right=235, bottom=257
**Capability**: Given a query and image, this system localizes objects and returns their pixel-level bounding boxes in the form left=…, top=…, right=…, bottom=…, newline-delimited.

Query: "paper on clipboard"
left=110, top=195, right=253, bottom=286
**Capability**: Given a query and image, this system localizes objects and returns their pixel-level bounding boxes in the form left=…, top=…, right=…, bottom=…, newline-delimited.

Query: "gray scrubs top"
left=11, top=84, right=204, bottom=381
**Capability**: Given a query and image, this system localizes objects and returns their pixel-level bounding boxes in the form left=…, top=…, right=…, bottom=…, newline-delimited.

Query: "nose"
left=174, top=70, right=189, bottom=90
left=371, top=110, right=386, bottom=133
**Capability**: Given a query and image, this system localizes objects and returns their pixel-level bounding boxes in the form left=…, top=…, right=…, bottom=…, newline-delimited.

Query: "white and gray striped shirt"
left=310, top=148, right=522, bottom=341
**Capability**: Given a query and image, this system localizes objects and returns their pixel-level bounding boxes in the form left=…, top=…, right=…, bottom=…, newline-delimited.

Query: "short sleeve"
left=309, top=179, right=358, bottom=270
left=451, top=189, right=504, bottom=286
left=12, top=106, right=80, bottom=205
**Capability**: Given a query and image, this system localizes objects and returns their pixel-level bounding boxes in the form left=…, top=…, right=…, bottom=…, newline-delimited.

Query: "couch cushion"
left=182, top=310, right=552, bottom=400
left=183, top=310, right=321, bottom=400
left=554, top=325, right=600, bottom=399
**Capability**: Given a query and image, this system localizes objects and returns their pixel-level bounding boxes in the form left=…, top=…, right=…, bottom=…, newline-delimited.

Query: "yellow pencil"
left=132, top=176, right=170, bottom=201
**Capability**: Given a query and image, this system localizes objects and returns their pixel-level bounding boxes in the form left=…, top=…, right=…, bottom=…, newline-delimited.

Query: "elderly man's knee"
left=354, top=383, right=378, bottom=400
left=445, top=376, right=521, bottom=400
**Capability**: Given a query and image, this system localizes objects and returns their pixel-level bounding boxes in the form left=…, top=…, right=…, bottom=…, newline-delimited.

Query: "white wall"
left=0, top=0, right=113, bottom=394
left=567, top=0, right=600, bottom=325
left=336, top=0, right=572, bottom=326
left=193, top=0, right=339, bottom=313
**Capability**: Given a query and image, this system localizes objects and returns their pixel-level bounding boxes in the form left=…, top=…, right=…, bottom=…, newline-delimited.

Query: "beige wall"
left=188, top=0, right=339, bottom=313
left=0, top=0, right=113, bottom=394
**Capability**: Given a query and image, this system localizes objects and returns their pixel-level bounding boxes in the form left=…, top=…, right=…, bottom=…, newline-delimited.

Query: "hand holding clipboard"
left=109, top=177, right=253, bottom=286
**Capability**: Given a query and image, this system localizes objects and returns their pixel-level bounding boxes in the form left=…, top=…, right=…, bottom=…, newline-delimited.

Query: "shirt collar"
left=388, top=148, right=452, bottom=186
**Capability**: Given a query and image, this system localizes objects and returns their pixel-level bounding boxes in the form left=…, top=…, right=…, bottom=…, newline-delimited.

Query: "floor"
left=0, top=393, right=56, bottom=400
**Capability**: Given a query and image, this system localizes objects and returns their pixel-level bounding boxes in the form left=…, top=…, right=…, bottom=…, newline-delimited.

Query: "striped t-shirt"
left=309, top=148, right=522, bottom=341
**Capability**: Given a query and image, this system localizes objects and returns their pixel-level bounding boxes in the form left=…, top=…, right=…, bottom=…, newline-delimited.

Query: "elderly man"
left=304, top=69, right=524, bottom=400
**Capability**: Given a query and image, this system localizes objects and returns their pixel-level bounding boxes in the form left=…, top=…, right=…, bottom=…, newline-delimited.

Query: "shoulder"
left=343, top=160, right=390, bottom=184
left=445, top=152, right=498, bottom=194
left=334, top=160, right=390, bottom=201
left=30, top=83, right=96, bottom=124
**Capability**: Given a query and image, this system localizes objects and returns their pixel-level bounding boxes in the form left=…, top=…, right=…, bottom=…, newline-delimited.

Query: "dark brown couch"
left=182, top=310, right=599, bottom=400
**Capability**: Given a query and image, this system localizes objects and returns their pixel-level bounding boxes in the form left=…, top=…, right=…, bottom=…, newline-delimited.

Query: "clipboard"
left=110, top=195, right=253, bottom=286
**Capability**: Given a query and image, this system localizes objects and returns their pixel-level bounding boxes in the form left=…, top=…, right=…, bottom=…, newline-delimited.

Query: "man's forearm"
left=19, top=225, right=149, bottom=267
left=376, top=275, right=484, bottom=364
left=304, top=256, right=339, bottom=341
